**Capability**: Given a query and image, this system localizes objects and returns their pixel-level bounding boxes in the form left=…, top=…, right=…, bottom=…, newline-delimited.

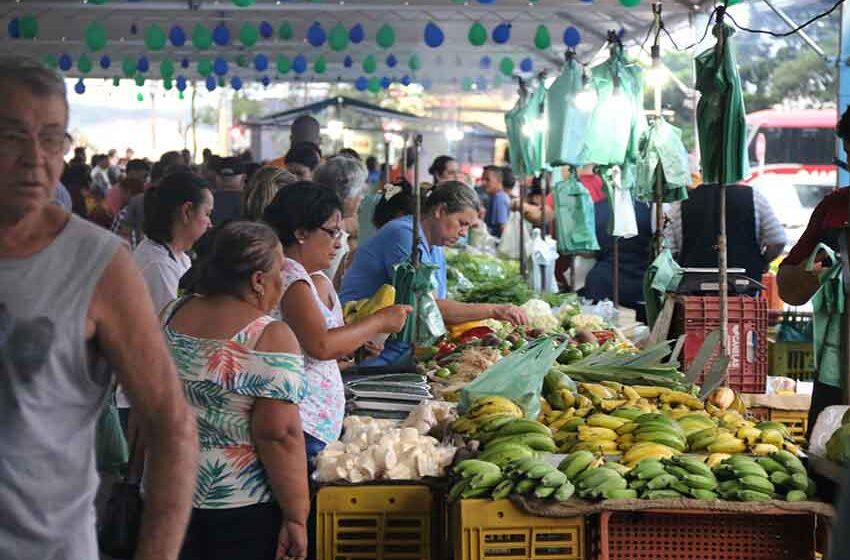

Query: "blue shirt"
left=340, top=215, right=447, bottom=304
left=486, top=190, right=511, bottom=237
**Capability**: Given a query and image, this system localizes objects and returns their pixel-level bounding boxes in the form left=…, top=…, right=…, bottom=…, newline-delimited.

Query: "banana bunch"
left=554, top=407, right=641, bottom=454
left=499, top=457, right=575, bottom=501
left=615, top=413, right=688, bottom=461
left=342, top=284, right=396, bottom=324
left=449, top=459, right=504, bottom=501
left=556, top=451, right=635, bottom=500
left=475, top=419, right=557, bottom=467
left=714, top=451, right=815, bottom=503
left=626, top=456, right=718, bottom=500
left=451, top=396, right=524, bottom=436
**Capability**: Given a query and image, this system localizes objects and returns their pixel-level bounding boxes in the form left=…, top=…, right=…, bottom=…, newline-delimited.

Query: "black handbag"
left=98, top=424, right=144, bottom=558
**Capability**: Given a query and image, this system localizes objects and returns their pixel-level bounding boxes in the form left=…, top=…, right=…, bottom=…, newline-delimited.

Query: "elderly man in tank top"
left=0, top=57, right=198, bottom=560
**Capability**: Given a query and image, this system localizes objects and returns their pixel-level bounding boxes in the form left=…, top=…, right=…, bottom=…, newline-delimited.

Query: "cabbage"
left=826, top=423, right=850, bottom=465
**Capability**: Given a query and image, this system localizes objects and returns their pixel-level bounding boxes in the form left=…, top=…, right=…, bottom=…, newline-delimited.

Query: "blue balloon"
left=520, top=57, right=533, bottom=72
left=386, top=54, right=397, bottom=68
left=137, top=56, right=149, bottom=73
left=479, top=55, right=491, bottom=70
left=8, top=18, right=20, bottom=39
left=492, top=23, right=511, bottom=44
left=261, top=75, right=271, bottom=87
left=349, top=23, right=364, bottom=44
left=74, top=79, right=85, bottom=95
left=381, top=76, right=391, bottom=89
left=476, top=77, right=488, bottom=91
left=231, top=76, right=243, bottom=91
left=478, top=0, right=495, bottom=3
left=176, top=75, right=187, bottom=91
left=181, top=57, right=190, bottom=69
left=563, top=26, right=581, bottom=48
left=213, top=23, right=230, bottom=46
left=421, top=78, right=432, bottom=90
left=213, top=57, right=228, bottom=76
left=99, top=55, right=111, bottom=69
left=343, top=55, right=353, bottom=68
left=254, top=53, right=269, bottom=71
left=307, top=22, right=326, bottom=47
left=130, top=23, right=138, bottom=35
left=206, top=75, right=216, bottom=91
left=169, top=25, right=186, bottom=46
left=259, top=21, right=274, bottom=39
left=58, top=54, right=72, bottom=71
left=292, top=54, right=306, bottom=74
left=400, top=75, right=411, bottom=86
left=424, top=22, right=444, bottom=48
left=355, top=76, right=368, bottom=91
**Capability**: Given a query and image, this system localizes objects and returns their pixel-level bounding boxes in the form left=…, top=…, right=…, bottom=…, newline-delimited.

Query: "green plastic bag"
left=393, top=260, right=446, bottom=346
left=643, top=248, right=683, bottom=328
left=553, top=173, right=599, bottom=253
left=807, top=244, right=843, bottom=388
left=636, top=118, right=691, bottom=203
left=505, top=95, right=527, bottom=175
left=459, top=336, right=570, bottom=420
left=96, top=397, right=129, bottom=474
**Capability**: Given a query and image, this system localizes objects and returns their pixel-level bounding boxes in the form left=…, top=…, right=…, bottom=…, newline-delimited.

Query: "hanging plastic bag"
left=553, top=173, right=599, bottom=253
left=807, top=244, right=843, bottom=388
left=357, top=192, right=382, bottom=245
left=96, top=395, right=129, bottom=474
left=459, top=336, right=570, bottom=419
left=600, top=165, right=638, bottom=239
left=546, top=58, right=591, bottom=167
left=636, top=118, right=691, bottom=203
left=643, top=248, right=683, bottom=328
left=393, top=260, right=447, bottom=347
left=498, top=211, right=534, bottom=260
left=527, top=228, right=559, bottom=293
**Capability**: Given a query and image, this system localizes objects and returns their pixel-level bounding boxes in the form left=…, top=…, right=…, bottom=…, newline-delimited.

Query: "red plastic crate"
left=674, top=296, right=768, bottom=394
left=596, top=509, right=818, bottom=560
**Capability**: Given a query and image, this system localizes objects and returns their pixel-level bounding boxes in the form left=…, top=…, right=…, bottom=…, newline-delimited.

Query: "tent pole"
left=383, top=139, right=390, bottom=186
left=717, top=18, right=729, bottom=360
left=412, top=134, right=422, bottom=266
left=519, top=176, right=527, bottom=279
left=613, top=237, right=620, bottom=308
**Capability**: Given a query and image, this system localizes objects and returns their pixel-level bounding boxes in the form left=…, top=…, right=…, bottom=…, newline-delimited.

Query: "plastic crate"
left=596, top=509, right=818, bottom=560
left=769, top=341, right=815, bottom=380
left=453, top=499, right=585, bottom=560
left=770, top=409, right=809, bottom=440
left=674, top=296, right=768, bottom=394
left=316, top=485, right=434, bottom=560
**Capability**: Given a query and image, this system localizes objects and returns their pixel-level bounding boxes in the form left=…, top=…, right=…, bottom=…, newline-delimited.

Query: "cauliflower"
left=520, top=299, right=561, bottom=332
left=569, top=313, right=606, bottom=332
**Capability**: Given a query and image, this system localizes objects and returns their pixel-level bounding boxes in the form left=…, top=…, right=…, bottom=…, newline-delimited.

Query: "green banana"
left=630, top=458, right=664, bottom=474
left=526, top=462, right=557, bottom=480
left=636, top=463, right=668, bottom=481
left=478, top=414, right=520, bottom=434
left=603, top=488, right=637, bottom=500
left=577, top=467, right=621, bottom=490
left=469, top=471, right=504, bottom=489
left=487, top=433, right=557, bottom=453
left=786, top=490, right=807, bottom=502
left=629, top=479, right=648, bottom=491
left=455, top=459, right=501, bottom=478
left=682, top=474, right=717, bottom=491
left=671, top=456, right=713, bottom=478
left=739, top=476, right=775, bottom=495
left=495, top=419, right=552, bottom=438
left=611, top=407, right=644, bottom=421
left=514, top=478, right=537, bottom=494
left=664, top=465, right=690, bottom=480
left=490, top=479, right=514, bottom=500
left=534, top=484, right=556, bottom=499
left=462, top=485, right=493, bottom=499
left=755, top=457, right=786, bottom=475
left=561, top=418, right=586, bottom=431
left=806, top=478, right=817, bottom=499
left=770, top=450, right=805, bottom=474
left=541, top=469, right=568, bottom=488
left=634, top=431, right=686, bottom=452
left=736, top=489, right=773, bottom=502
left=558, top=451, right=596, bottom=479
left=449, top=480, right=468, bottom=501
left=755, top=421, right=790, bottom=437
left=713, top=465, right=736, bottom=481
left=477, top=444, right=535, bottom=467
left=587, top=476, right=627, bottom=499
left=790, top=472, right=809, bottom=492
left=646, top=473, right=678, bottom=491
left=770, top=471, right=792, bottom=488
left=554, top=481, right=576, bottom=501
left=690, top=489, right=718, bottom=500
left=718, top=480, right=741, bottom=494
left=670, top=481, right=692, bottom=495
left=732, top=464, right=769, bottom=480
left=643, top=489, right=684, bottom=499
left=600, top=462, right=631, bottom=476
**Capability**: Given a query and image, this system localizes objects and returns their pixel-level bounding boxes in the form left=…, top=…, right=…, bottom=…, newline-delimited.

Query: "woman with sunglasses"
left=262, top=181, right=412, bottom=460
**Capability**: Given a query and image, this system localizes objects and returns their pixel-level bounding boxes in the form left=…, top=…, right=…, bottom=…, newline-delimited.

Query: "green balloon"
left=179, top=91, right=185, bottom=100
left=90, top=0, right=108, bottom=4
left=77, top=54, right=93, bottom=74
left=163, top=78, right=173, bottom=90
left=43, top=54, right=58, bottom=69
left=493, top=75, right=503, bottom=88
left=236, top=54, right=248, bottom=68
left=85, top=22, right=108, bottom=51
left=499, top=56, right=514, bottom=76
left=193, top=24, right=212, bottom=49
left=534, top=24, right=551, bottom=50
left=113, top=76, right=121, bottom=87
left=145, top=24, right=166, bottom=51
left=376, top=24, right=395, bottom=49
left=197, top=58, right=213, bottom=76
left=137, top=92, right=144, bottom=102
left=367, top=76, right=381, bottom=93
left=135, top=74, right=145, bottom=87
left=239, top=23, right=258, bottom=47
left=278, top=22, right=293, bottom=41
left=619, top=0, right=641, bottom=5
left=276, top=54, right=291, bottom=74
left=363, top=55, right=376, bottom=74
left=314, top=55, right=327, bottom=74
left=20, top=15, right=38, bottom=39
left=160, top=58, right=175, bottom=79
left=468, top=22, right=486, bottom=47
left=122, top=56, right=136, bottom=77
left=233, top=0, right=255, bottom=6
left=218, top=76, right=226, bottom=87
left=461, top=77, right=473, bottom=92
left=408, top=53, right=421, bottom=71
left=329, top=23, right=348, bottom=52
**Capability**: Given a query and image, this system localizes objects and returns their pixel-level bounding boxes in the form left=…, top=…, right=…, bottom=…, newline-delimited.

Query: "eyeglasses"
left=319, top=226, right=344, bottom=240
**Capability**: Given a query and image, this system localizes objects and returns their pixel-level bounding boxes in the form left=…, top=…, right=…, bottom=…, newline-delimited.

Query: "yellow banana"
left=600, top=399, right=629, bottom=412
left=572, top=440, right=619, bottom=454
left=750, top=443, right=779, bottom=456
left=659, top=391, right=704, bottom=410
left=559, top=389, right=576, bottom=409
left=622, top=386, right=640, bottom=402
left=633, top=386, right=672, bottom=399
left=587, top=413, right=628, bottom=430
left=578, top=426, right=619, bottom=442
left=623, top=442, right=679, bottom=466
left=352, top=284, right=396, bottom=322
left=579, top=383, right=616, bottom=400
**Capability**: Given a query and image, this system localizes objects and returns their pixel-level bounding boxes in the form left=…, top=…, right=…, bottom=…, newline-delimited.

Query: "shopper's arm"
left=437, top=299, right=529, bottom=325
left=88, top=247, right=198, bottom=560
left=777, top=262, right=821, bottom=306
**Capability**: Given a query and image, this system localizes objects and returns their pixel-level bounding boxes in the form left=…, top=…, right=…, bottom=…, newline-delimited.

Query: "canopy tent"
left=4, top=0, right=706, bottom=89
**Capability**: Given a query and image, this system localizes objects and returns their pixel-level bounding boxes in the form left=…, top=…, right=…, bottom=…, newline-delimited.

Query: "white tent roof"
left=5, top=0, right=706, bottom=87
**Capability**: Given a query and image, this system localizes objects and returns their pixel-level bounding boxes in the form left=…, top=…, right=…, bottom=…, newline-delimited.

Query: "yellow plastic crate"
left=770, top=409, right=808, bottom=440
left=453, top=499, right=585, bottom=560
left=316, top=485, right=433, bottom=560
left=768, top=341, right=815, bottom=380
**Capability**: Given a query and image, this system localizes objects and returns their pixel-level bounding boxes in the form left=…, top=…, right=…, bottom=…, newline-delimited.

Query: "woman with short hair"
left=242, top=166, right=298, bottom=222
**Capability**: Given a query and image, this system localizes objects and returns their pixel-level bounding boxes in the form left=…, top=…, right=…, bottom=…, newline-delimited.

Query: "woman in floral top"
left=263, top=181, right=411, bottom=458
left=163, top=221, right=309, bottom=560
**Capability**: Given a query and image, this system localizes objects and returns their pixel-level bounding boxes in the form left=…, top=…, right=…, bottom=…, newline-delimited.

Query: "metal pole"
left=541, top=171, right=550, bottom=239
left=519, top=176, right=527, bottom=279
left=412, top=135, right=422, bottom=266
left=761, top=0, right=826, bottom=58
left=717, top=22, right=729, bottom=360
left=839, top=2, right=850, bottom=403
left=383, top=139, right=390, bottom=186
left=613, top=238, right=620, bottom=308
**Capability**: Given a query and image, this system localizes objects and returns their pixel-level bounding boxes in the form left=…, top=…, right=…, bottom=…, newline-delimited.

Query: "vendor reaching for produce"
left=263, top=181, right=412, bottom=457
left=340, top=181, right=529, bottom=365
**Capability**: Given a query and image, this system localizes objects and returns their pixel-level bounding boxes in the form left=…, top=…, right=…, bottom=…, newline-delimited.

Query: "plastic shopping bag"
left=499, top=211, right=534, bottom=260
left=807, top=244, right=843, bottom=388
left=553, top=174, right=599, bottom=253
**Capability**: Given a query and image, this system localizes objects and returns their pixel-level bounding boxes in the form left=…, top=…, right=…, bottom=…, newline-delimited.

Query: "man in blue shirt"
left=482, top=165, right=513, bottom=237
